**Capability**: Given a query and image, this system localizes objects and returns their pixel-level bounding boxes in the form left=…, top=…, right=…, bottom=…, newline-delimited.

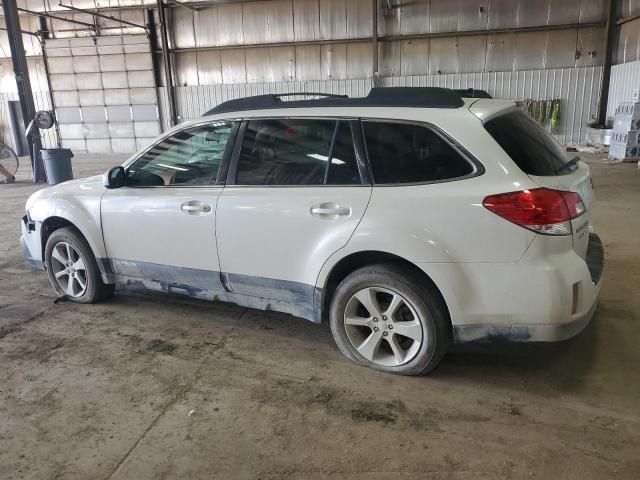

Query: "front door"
left=216, top=118, right=372, bottom=315
left=101, top=120, right=237, bottom=294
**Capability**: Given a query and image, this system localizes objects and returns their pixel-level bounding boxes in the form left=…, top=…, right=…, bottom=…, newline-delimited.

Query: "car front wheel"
left=329, top=264, right=450, bottom=376
left=45, top=226, right=113, bottom=303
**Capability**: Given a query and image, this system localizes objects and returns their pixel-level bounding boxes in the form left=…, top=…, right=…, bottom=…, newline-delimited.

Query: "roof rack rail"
left=204, top=87, right=465, bottom=115
left=453, top=88, right=492, bottom=99
left=272, top=92, right=349, bottom=99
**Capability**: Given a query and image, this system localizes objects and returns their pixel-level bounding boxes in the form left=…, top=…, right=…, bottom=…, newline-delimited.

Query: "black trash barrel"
left=41, top=148, right=74, bottom=185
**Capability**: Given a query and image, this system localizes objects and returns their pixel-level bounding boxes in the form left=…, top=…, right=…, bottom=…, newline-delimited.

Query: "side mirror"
left=103, top=166, right=126, bottom=189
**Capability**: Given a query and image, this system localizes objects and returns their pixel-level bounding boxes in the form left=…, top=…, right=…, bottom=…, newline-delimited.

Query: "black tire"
left=329, top=264, right=450, bottom=376
left=44, top=226, right=114, bottom=303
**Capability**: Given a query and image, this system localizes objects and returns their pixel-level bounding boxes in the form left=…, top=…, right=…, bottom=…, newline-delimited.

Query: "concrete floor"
left=1, top=154, right=639, bottom=479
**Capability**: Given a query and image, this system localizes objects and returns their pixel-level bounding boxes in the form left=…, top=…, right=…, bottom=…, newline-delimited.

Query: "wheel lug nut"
left=388, top=325, right=393, bottom=330
left=382, top=316, right=387, bottom=320
left=382, top=331, right=388, bottom=337
left=373, top=317, right=378, bottom=322
left=373, top=326, right=379, bottom=332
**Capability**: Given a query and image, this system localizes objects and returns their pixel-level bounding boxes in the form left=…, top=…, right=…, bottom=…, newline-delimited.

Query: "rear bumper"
left=452, top=300, right=598, bottom=342
left=20, top=214, right=45, bottom=270
left=419, top=233, right=604, bottom=343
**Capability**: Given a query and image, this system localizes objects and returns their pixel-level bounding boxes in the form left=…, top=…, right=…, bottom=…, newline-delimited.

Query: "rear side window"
left=362, top=121, right=474, bottom=184
left=235, top=119, right=360, bottom=186
left=484, top=110, right=576, bottom=176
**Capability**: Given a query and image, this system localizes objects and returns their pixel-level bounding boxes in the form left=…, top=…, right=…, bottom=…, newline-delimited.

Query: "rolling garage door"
left=46, top=35, right=160, bottom=155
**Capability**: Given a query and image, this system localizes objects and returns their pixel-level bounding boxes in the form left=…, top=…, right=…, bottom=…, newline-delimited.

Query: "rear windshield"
left=484, top=109, right=577, bottom=176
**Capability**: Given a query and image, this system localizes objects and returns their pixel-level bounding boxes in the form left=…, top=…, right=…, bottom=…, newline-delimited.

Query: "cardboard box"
left=614, top=102, right=640, bottom=118
left=613, top=116, right=640, bottom=133
left=609, top=141, right=640, bottom=160
left=611, top=130, right=640, bottom=146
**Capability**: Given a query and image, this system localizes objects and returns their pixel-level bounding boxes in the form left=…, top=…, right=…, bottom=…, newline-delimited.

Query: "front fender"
left=26, top=176, right=107, bottom=260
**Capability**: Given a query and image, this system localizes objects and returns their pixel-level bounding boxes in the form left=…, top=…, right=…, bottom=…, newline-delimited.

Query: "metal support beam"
left=617, top=13, right=640, bottom=25
left=157, top=0, right=177, bottom=127
left=147, top=8, right=168, bottom=133
left=39, top=15, right=62, bottom=148
left=17, top=6, right=96, bottom=29
left=153, top=21, right=606, bottom=55
left=165, top=0, right=199, bottom=11
left=372, top=0, right=379, bottom=84
left=0, top=26, right=39, bottom=37
left=1, top=0, right=44, bottom=182
left=159, top=36, right=370, bottom=54
left=381, top=21, right=606, bottom=42
left=598, top=0, right=618, bottom=126
left=58, top=3, right=148, bottom=30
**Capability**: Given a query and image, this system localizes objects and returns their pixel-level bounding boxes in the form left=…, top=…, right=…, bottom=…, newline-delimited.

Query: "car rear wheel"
left=329, top=264, right=450, bottom=376
left=45, top=226, right=114, bottom=303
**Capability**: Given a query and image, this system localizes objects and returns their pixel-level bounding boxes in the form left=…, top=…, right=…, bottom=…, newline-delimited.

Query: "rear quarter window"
left=362, top=121, right=475, bottom=184
left=484, top=110, right=576, bottom=176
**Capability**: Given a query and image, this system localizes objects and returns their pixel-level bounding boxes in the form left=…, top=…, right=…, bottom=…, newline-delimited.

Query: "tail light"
left=483, top=188, right=585, bottom=236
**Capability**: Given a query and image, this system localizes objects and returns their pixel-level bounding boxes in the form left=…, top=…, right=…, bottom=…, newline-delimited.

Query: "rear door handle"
left=181, top=201, right=212, bottom=213
left=310, top=203, right=351, bottom=217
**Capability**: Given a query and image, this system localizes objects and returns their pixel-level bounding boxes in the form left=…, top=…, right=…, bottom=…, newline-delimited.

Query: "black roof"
left=204, top=87, right=466, bottom=115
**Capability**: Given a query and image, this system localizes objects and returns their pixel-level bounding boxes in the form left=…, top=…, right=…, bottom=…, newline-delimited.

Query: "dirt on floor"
left=0, top=154, right=639, bottom=480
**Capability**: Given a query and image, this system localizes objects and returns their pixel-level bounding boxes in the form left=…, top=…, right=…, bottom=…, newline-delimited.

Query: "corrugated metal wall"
left=608, top=59, right=640, bottom=119
left=160, top=66, right=602, bottom=145
left=45, top=35, right=160, bottom=154
left=617, top=1, right=640, bottom=63
left=0, top=0, right=613, bottom=150
left=381, top=67, right=603, bottom=145
left=163, top=0, right=606, bottom=85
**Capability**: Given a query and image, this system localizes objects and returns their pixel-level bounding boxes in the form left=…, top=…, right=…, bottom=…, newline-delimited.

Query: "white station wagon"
left=21, top=88, right=604, bottom=375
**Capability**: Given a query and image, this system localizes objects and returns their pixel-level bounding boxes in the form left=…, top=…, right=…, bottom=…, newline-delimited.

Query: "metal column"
left=597, top=0, right=619, bottom=126
left=372, top=0, right=379, bottom=85
left=39, top=15, right=62, bottom=148
left=157, top=0, right=177, bottom=127
left=2, top=0, right=44, bottom=181
left=147, top=8, right=167, bottom=132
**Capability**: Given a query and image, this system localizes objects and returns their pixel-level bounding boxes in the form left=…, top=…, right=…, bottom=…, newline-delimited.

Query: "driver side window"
left=127, top=121, right=235, bottom=187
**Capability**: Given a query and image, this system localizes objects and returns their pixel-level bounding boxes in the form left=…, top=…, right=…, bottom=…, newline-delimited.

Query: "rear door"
left=484, top=109, right=594, bottom=259
left=215, top=118, right=371, bottom=309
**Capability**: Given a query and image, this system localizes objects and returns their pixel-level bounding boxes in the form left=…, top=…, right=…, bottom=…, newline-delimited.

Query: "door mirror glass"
left=103, top=166, right=126, bottom=189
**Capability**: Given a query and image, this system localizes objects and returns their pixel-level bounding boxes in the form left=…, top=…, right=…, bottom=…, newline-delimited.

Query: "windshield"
left=484, top=109, right=577, bottom=176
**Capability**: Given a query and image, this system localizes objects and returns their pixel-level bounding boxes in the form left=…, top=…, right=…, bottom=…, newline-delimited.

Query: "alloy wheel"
left=343, top=286, right=424, bottom=367
left=50, top=241, right=88, bottom=298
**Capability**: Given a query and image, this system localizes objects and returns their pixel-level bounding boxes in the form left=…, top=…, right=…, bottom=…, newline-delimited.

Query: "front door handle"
left=310, top=203, right=351, bottom=217
left=181, top=201, right=212, bottom=214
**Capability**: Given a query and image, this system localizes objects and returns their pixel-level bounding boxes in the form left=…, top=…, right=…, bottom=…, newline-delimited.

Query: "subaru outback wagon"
left=21, top=88, right=603, bottom=375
